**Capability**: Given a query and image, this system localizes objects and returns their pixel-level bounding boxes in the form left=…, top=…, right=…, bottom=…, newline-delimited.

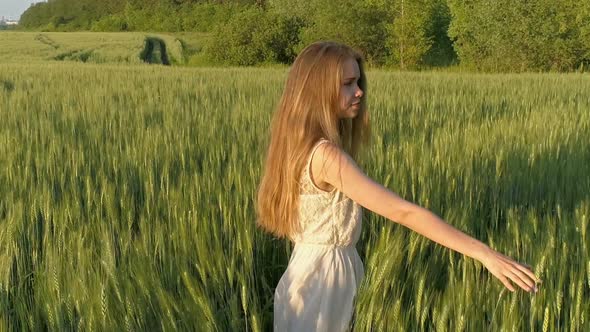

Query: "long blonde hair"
left=256, top=41, right=371, bottom=240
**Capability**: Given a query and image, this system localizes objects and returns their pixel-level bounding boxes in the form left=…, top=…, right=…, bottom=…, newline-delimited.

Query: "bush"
left=206, top=7, right=303, bottom=66
left=297, top=0, right=390, bottom=66
left=181, top=3, right=236, bottom=33
left=124, top=3, right=182, bottom=32
left=91, top=15, right=128, bottom=32
left=448, top=0, right=590, bottom=72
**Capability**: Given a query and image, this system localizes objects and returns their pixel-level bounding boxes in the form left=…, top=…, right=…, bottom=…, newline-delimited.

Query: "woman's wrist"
left=473, top=243, right=493, bottom=263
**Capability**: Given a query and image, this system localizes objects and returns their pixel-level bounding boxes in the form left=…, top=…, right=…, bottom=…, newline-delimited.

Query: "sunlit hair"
left=256, top=41, right=370, bottom=240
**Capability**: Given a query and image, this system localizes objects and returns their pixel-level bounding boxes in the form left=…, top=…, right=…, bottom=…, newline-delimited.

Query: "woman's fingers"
left=497, top=254, right=540, bottom=287
left=506, top=262, right=536, bottom=289
left=516, top=264, right=541, bottom=293
left=498, top=274, right=516, bottom=292
left=508, top=260, right=542, bottom=291
left=505, top=268, right=534, bottom=292
left=513, top=262, right=541, bottom=283
left=484, top=250, right=541, bottom=293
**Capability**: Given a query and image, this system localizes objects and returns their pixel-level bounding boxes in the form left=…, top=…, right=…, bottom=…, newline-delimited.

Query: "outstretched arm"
left=311, top=142, right=540, bottom=293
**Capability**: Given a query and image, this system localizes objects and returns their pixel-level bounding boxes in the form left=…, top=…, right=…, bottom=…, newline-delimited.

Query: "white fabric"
left=274, top=138, right=364, bottom=332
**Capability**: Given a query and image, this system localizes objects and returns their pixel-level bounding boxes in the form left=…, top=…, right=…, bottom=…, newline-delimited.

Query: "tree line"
left=19, top=0, right=590, bottom=71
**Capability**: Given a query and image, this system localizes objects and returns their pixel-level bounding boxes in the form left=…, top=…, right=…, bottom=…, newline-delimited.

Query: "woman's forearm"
left=396, top=207, right=492, bottom=262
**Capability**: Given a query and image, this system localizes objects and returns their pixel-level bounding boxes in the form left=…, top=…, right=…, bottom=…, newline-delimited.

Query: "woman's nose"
left=355, top=87, right=363, bottom=98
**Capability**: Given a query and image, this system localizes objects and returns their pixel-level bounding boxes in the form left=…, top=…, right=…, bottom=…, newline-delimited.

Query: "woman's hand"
left=480, top=248, right=541, bottom=293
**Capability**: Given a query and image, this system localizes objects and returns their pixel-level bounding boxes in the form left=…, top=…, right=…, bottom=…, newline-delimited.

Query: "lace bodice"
left=290, top=139, right=363, bottom=246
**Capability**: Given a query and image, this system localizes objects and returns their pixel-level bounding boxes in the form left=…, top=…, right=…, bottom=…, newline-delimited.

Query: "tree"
left=206, top=7, right=303, bottom=65
left=422, top=0, right=457, bottom=66
left=579, top=2, right=590, bottom=69
left=386, top=0, right=434, bottom=69
left=448, top=0, right=589, bottom=71
left=19, top=2, right=54, bottom=28
left=297, top=0, right=390, bottom=65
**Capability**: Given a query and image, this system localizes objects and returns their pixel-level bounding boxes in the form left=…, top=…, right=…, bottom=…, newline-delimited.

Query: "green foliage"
left=18, top=0, right=257, bottom=33
left=381, top=0, right=456, bottom=69
left=448, top=0, right=590, bottom=71
left=91, top=15, right=129, bottom=32
left=270, top=0, right=455, bottom=68
left=123, top=2, right=183, bottom=32
left=15, top=0, right=589, bottom=71
left=385, top=0, right=433, bottom=68
left=581, top=3, right=590, bottom=69
left=268, top=0, right=314, bottom=17
left=420, top=0, right=457, bottom=67
left=19, top=0, right=118, bottom=30
left=206, top=7, right=303, bottom=65
left=174, top=32, right=213, bottom=66
left=19, top=2, right=54, bottom=29
left=297, top=0, right=390, bottom=66
left=180, top=2, right=237, bottom=32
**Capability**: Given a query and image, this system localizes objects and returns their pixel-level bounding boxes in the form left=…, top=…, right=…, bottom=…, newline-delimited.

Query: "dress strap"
left=306, top=138, right=329, bottom=171
left=304, top=138, right=336, bottom=194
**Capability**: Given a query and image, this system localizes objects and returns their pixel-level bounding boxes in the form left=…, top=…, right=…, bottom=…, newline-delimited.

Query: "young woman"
left=256, top=41, right=540, bottom=331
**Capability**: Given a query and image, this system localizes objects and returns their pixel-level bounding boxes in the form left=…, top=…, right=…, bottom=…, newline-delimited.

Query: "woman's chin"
left=338, top=106, right=360, bottom=119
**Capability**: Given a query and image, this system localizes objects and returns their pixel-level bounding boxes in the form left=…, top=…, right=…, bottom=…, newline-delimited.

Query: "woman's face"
left=338, top=57, right=364, bottom=119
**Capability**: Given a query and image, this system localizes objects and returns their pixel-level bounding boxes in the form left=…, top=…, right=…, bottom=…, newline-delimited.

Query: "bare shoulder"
left=312, top=140, right=420, bottom=225
left=308, top=141, right=341, bottom=192
left=311, top=141, right=360, bottom=193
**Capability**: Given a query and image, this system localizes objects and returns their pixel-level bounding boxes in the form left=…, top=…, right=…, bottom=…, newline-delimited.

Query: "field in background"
left=0, top=39, right=589, bottom=331
left=0, top=32, right=207, bottom=65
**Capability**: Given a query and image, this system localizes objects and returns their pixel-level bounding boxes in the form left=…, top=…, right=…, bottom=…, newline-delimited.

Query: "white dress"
left=274, top=138, right=364, bottom=332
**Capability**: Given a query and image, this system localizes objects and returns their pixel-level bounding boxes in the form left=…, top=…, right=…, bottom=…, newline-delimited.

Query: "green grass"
left=0, top=32, right=147, bottom=63
left=0, top=32, right=208, bottom=65
left=0, top=59, right=588, bottom=331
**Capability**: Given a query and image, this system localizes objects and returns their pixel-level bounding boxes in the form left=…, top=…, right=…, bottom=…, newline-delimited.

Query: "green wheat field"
left=0, top=32, right=588, bottom=331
